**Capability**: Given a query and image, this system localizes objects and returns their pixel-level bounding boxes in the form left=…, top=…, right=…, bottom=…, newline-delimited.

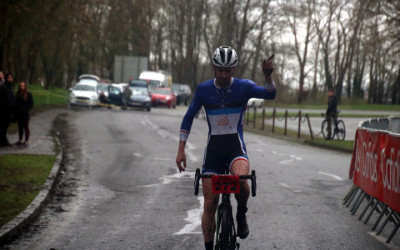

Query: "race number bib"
left=211, top=175, right=240, bottom=194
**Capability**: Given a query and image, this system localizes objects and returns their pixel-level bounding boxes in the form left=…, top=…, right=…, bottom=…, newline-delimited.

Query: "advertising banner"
left=349, top=129, right=400, bottom=212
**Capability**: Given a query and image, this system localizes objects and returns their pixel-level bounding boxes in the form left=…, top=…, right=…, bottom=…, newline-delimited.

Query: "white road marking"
left=278, top=182, right=302, bottom=193
left=317, top=171, right=343, bottom=181
left=139, top=171, right=195, bottom=188
left=279, top=155, right=303, bottom=164
left=272, top=151, right=302, bottom=165
left=134, top=153, right=143, bottom=157
left=272, top=150, right=286, bottom=156
left=174, top=196, right=203, bottom=235
left=143, top=117, right=198, bottom=162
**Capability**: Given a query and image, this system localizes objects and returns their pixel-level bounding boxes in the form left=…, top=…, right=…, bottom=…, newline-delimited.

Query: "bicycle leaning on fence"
left=194, top=168, right=257, bottom=250
left=321, top=111, right=346, bottom=140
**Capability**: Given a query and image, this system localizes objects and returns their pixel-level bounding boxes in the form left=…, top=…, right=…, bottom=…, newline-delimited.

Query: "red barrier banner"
left=350, top=129, right=400, bottom=212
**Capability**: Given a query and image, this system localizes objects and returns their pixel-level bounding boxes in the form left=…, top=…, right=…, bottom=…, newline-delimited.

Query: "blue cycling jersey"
left=179, top=78, right=276, bottom=146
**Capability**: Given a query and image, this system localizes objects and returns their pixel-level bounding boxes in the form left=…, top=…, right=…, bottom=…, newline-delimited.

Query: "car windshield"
left=97, top=84, right=108, bottom=92
left=148, top=80, right=161, bottom=89
left=153, top=89, right=170, bottom=95
left=130, top=80, right=148, bottom=88
left=74, top=84, right=96, bottom=92
left=130, top=87, right=149, bottom=96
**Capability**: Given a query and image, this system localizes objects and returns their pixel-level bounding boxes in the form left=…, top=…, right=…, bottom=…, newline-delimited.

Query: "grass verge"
left=243, top=121, right=354, bottom=154
left=0, top=154, right=56, bottom=227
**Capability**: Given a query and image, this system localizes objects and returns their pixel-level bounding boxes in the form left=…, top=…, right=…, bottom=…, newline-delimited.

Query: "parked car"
left=69, top=75, right=99, bottom=107
left=247, top=98, right=264, bottom=108
left=107, top=83, right=127, bottom=106
left=128, top=87, right=151, bottom=111
left=97, top=83, right=109, bottom=97
left=150, top=87, right=176, bottom=108
left=129, top=79, right=149, bottom=89
left=79, top=74, right=100, bottom=82
left=172, top=83, right=192, bottom=106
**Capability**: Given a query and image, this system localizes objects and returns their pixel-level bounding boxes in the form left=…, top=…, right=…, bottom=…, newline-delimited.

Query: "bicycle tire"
left=220, top=205, right=232, bottom=250
left=321, top=119, right=332, bottom=140
left=194, top=168, right=200, bottom=195
left=336, top=120, right=346, bottom=140
left=251, top=170, right=256, bottom=197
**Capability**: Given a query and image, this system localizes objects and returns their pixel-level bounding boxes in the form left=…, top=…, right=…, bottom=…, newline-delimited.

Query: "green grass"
left=272, top=103, right=400, bottom=111
left=0, top=154, right=56, bottom=227
left=243, top=118, right=355, bottom=153
left=245, top=109, right=394, bottom=121
left=27, top=84, right=69, bottom=107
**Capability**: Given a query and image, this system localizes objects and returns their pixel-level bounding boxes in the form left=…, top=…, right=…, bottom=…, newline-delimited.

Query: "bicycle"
left=321, top=111, right=346, bottom=140
left=194, top=168, right=257, bottom=250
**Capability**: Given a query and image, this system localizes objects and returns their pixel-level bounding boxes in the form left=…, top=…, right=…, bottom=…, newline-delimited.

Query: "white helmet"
left=212, top=46, right=238, bottom=67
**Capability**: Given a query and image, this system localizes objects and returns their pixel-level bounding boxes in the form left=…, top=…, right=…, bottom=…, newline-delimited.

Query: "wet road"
left=6, top=107, right=399, bottom=249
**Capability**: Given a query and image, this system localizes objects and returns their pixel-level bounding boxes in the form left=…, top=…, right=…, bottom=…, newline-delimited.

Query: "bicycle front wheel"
left=219, top=206, right=233, bottom=250
left=336, top=120, right=346, bottom=140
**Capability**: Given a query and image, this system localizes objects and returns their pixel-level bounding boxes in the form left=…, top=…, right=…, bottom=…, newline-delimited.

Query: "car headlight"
left=166, top=96, right=170, bottom=100
left=91, top=95, right=97, bottom=100
left=70, top=92, right=75, bottom=98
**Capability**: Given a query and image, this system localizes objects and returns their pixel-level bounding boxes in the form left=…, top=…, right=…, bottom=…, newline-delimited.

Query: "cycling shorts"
left=202, top=134, right=249, bottom=174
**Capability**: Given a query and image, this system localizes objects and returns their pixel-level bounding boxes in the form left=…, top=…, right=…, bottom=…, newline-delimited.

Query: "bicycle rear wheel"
left=336, top=120, right=346, bottom=140
left=321, top=119, right=332, bottom=140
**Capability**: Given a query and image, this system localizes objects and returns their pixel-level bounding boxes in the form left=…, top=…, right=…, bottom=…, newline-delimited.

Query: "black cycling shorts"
left=202, top=134, right=249, bottom=174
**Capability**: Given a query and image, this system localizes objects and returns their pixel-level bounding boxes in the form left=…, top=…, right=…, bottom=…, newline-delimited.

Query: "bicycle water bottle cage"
left=211, top=175, right=240, bottom=194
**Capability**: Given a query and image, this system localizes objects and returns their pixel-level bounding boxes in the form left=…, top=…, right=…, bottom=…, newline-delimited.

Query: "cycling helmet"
left=212, top=46, right=238, bottom=67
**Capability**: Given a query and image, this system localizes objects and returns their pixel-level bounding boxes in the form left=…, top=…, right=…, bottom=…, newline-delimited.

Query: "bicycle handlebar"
left=194, top=168, right=257, bottom=197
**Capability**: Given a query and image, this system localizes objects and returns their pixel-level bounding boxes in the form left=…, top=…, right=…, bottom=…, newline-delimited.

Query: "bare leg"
left=201, top=178, right=219, bottom=243
left=230, top=159, right=250, bottom=206
left=230, top=159, right=250, bottom=239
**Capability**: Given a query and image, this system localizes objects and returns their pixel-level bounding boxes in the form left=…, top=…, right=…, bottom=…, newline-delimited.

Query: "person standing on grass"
left=14, top=81, right=33, bottom=146
left=0, top=73, right=16, bottom=146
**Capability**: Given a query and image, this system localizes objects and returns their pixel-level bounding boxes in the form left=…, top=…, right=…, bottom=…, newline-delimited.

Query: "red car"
left=150, top=87, right=177, bottom=108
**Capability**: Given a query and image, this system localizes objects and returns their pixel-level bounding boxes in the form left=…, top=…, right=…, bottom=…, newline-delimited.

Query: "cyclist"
left=175, top=46, right=276, bottom=249
left=326, top=88, right=337, bottom=139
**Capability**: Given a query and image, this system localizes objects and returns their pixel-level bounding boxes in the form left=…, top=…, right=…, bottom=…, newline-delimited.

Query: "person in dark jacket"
left=326, top=88, right=338, bottom=139
left=14, top=81, right=33, bottom=146
left=0, top=73, right=16, bottom=146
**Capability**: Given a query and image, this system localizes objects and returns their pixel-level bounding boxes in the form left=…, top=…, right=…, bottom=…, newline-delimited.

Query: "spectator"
left=99, top=91, right=108, bottom=105
left=326, top=88, right=338, bottom=139
left=0, top=73, right=16, bottom=146
left=14, top=81, right=34, bottom=146
left=122, top=85, right=132, bottom=109
left=0, top=71, right=4, bottom=85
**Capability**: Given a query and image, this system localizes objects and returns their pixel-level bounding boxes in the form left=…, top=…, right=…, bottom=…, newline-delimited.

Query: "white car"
left=247, top=98, right=264, bottom=108
left=69, top=78, right=99, bottom=107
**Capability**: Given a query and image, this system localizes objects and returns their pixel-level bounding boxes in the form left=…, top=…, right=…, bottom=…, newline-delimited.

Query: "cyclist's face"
left=214, top=66, right=235, bottom=87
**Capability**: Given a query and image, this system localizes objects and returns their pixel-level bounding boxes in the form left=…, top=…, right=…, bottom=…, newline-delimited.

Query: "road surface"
left=5, top=107, right=399, bottom=249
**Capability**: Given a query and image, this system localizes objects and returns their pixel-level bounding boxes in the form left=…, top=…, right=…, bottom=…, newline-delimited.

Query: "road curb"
left=0, top=137, right=63, bottom=246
